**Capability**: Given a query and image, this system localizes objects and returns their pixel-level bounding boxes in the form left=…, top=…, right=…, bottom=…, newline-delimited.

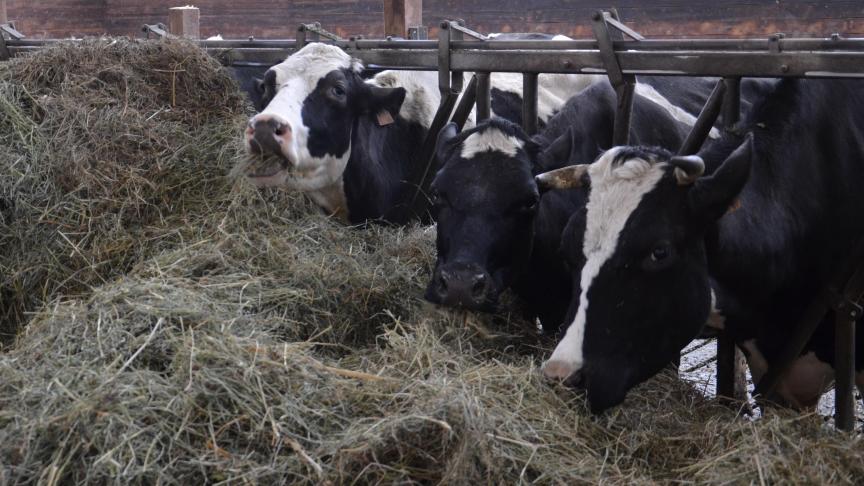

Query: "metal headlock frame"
left=1, top=10, right=862, bottom=430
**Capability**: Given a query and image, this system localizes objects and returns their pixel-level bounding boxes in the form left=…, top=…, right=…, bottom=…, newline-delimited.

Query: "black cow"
left=241, top=42, right=595, bottom=224
left=539, top=78, right=864, bottom=413
left=426, top=77, right=742, bottom=332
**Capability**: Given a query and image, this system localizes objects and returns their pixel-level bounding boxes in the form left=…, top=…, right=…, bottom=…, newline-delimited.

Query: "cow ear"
left=359, top=85, right=407, bottom=118
left=688, top=134, right=753, bottom=223
left=436, top=122, right=460, bottom=163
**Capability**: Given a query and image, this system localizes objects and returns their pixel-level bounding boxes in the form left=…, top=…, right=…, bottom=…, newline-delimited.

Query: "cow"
left=240, top=42, right=597, bottom=224
left=537, top=78, right=864, bottom=414
left=425, top=77, right=764, bottom=332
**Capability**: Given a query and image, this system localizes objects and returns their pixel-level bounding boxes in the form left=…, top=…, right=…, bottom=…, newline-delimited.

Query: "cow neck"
left=342, top=112, right=427, bottom=224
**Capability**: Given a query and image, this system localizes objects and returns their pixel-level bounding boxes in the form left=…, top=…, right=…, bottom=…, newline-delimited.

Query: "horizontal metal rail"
left=7, top=37, right=864, bottom=78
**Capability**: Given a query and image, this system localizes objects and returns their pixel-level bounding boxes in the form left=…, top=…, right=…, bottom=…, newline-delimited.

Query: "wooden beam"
left=383, top=0, right=422, bottom=38
left=168, top=6, right=200, bottom=40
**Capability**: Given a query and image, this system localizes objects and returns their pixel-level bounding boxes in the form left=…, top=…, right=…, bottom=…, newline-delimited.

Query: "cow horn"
left=535, top=164, right=590, bottom=191
left=670, top=155, right=705, bottom=185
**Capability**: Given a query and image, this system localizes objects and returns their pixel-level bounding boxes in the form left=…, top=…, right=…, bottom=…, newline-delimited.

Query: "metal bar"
left=450, top=22, right=464, bottom=93
left=476, top=72, right=491, bottom=121
left=522, top=73, right=539, bottom=135
left=722, top=77, right=741, bottom=130
left=296, top=25, right=307, bottom=48
left=451, top=75, right=478, bottom=130
left=449, top=22, right=487, bottom=41
left=716, top=335, right=748, bottom=402
left=592, top=10, right=638, bottom=146
left=835, top=303, right=858, bottom=431
left=398, top=92, right=458, bottom=223
left=437, top=22, right=451, bottom=96
left=678, top=80, right=726, bottom=155
left=10, top=36, right=864, bottom=52
left=612, top=83, right=635, bottom=146
left=0, top=22, right=24, bottom=40
left=755, top=239, right=864, bottom=402
left=604, top=13, right=645, bottom=41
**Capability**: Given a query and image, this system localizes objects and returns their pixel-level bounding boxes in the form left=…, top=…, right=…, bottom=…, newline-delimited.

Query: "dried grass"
left=0, top=39, right=861, bottom=485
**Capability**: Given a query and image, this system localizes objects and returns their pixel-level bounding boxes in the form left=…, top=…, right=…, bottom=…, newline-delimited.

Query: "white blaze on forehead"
left=460, top=128, right=525, bottom=159
left=545, top=147, right=667, bottom=374
left=634, top=83, right=721, bottom=139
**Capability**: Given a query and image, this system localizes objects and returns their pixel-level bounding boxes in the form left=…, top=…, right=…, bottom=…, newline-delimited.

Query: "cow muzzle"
left=426, top=262, right=496, bottom=311
left=246, top=114, right=293, bottom=159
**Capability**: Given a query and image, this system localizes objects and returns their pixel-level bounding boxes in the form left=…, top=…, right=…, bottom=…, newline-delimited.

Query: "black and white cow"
left=539, top=78, right=864, bottom=413
left=425, top=77, right=746, bottom=332
left=241, top=42, right=596, bottom=224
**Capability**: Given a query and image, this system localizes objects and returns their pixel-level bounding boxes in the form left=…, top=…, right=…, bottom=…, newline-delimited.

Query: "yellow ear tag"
left=376, top=110, right=395, bottom=126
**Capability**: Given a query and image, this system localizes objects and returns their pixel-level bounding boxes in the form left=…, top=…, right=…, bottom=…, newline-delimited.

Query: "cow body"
left=541, top=78, right=864, bottom=413
left=242, top=42, right=597, bottom=224
left=427, top=77, right=737, bottom=331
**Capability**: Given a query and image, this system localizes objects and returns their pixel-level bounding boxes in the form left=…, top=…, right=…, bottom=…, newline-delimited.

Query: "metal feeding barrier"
left=0, top=5, right=861, bottom=430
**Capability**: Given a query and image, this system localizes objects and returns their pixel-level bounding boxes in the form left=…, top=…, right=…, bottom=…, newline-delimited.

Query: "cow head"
left=425, top=119, right=544, bottom=310
left=244, top=43, right=406, bottom=208
left=538, top=136, right=753, bottom=413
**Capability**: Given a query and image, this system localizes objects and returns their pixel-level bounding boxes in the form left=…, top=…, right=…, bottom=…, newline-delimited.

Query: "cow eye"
left=515, top=194, right=539, bottom=214
left=331, top=85, right=346, bottom=97
left=643, top=241, right=676, bottom=271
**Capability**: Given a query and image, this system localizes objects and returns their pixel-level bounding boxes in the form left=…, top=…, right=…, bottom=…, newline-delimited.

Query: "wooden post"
left=0, top=0, right=7, bottom=24
left=168, top=6, right=200, bottom=40
left=383, top=0, right=421, bottom=38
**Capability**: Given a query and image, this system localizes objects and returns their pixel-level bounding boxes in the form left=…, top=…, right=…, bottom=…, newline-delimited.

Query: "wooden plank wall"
left=6, top=0, right=864, bottom=40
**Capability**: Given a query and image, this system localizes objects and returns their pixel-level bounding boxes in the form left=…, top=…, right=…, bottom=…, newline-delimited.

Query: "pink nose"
left=542, top=359, right=579, bottom=381
left=246, top=114, right=291, bottom=156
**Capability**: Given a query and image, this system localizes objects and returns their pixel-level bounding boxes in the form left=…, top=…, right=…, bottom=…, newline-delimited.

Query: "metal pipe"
left=522, top=72, right=538, bottom=135
left=476, top=72, right=491, bottom=121
left=678, top=80, right=726, bottom=155
left=451, top=75, right=478, bottom=130
left=612, top=82, right=635, bottom=145
left=722, top=77, right=741, bottom=130
left=834, top=306, right=858, bottom=431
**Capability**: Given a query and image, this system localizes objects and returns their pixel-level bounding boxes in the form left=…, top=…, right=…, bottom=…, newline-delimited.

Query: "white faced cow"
left=539, top=79, right=864, bottom=414
left=242, top=42, right=597, bottom=224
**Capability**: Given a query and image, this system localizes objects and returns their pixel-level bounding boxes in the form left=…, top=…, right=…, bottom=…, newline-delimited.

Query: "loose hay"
left=0, top=39, right=862, bottom=485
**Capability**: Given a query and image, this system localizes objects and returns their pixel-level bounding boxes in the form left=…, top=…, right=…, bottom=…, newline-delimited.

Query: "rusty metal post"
left=168, top=6, right=200, bottom=40
left=476, top=72, right=491, bottom=121
left=522, top=73, right=539, bottom=135
left=591, top=10, right=637, bottom=146
left=835, top=302, right=858, bottom=431
left=678, top=80, right=726, bottom=155
left=384, top=0, right=422, bottom=39
left=722, top=77, right=741, bottom=130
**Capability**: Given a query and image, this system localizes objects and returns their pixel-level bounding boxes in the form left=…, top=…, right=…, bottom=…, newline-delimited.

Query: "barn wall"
left=6, top=0, right=864, bottom=40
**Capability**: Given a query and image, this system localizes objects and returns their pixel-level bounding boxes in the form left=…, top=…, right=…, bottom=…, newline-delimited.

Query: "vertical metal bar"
left=450, top=21, right=464, bottom=93
left=715, top=75, right=747, bottom=404
left=835, top=306, right=857, bottom=431
left=612, top=82, right=635, bottom=146
left=296, top=25, right=307, bottom=48
left=716, top=335, right=748, bottom=402
left=437, top=21, right=451, bottom=97
left=722, top=77, right=741, bottom=130
left=476, top=72, right=491, bottom=121
left=522, top=72, right=538, bottom=135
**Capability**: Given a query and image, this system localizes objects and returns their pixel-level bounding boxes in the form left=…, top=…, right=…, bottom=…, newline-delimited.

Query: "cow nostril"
left=274, top=126, right=285, bottom=136
left=437, top=275, right=448, bottom=294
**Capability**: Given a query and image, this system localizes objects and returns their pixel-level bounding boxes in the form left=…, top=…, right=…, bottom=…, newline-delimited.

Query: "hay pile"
left=0, top=39, right=861, bottom=484
left=0, top=38, right=246, bottom=341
